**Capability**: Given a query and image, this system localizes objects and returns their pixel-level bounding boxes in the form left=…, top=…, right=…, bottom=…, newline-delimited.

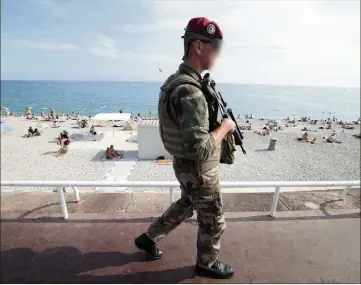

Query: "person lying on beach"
left=240, top=125, right=252, bottom=131
left=326, top=134, right=342, bottom=144
left=297, top=132, right=314, bottom=142
left=342, top=125, right=355, bottom=130
left=254, top=130, right=266, bottom=136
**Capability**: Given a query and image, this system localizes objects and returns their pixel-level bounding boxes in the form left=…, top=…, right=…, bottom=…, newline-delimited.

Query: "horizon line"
left=1, top=79, right=360, bottom=89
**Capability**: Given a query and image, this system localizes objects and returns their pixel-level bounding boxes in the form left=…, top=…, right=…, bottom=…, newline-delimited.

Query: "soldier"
left=134, top=17, right=236, bottom=279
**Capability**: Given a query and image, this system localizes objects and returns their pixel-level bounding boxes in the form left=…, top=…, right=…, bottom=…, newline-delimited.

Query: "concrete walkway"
left=1, top=210, right=360, bottom=283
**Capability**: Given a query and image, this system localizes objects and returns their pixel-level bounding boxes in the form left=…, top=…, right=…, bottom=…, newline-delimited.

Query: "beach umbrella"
left=0, top=123, right=13, bottom=134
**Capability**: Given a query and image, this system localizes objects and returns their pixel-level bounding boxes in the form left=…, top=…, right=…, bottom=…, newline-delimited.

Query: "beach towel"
left=70, top=133, right=105, bottom=142
left=156, top=159, right=172, bottom=165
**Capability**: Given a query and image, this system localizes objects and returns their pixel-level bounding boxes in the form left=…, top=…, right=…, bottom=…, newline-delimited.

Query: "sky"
left=1, top=0, right=360, bottom=87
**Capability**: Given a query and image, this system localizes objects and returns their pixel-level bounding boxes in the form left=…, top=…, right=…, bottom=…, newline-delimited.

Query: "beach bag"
left=220, top=135, right=236, bottom=164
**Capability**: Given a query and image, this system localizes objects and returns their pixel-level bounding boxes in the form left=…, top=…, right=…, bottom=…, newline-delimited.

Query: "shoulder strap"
left=159, top=74, right=203, bottom=128
left=166, top=74, right=202, bottom=94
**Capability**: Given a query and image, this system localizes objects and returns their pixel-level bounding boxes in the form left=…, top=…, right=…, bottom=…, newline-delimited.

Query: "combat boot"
left=134, top=233, right=163, bottom=259
left=195, top=260, right=234, bottom=279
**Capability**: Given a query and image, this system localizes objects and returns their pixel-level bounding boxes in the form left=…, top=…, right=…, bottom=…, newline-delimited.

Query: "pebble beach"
left=1, top=115, right=360, bottom=193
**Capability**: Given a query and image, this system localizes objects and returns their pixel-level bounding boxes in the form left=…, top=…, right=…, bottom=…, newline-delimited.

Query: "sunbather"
left=297, top=132, right=314, bottom=142
left=105, top=147, right=117, bottom=159
left=302, top=132, right=309, bottom=141
left=33, top=128, right=41, bottom=136
left=326, top=134, right=342, bottom=144
left=50, top=107, right=56, bottom=121
left=25, top=106, right=32, bottom=119
left=110, top=145, right=123, bottom=157
left=58, top=130, right=70, bottom=148
left=27, top=127, right=41, bottom=137
left=90, top=125, right=97, bottom=135
left=27, top=127, right=34, bottom=137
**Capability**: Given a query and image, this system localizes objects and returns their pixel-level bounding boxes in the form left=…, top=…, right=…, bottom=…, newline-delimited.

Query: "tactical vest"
left=158, top=72, right=220, bottom=171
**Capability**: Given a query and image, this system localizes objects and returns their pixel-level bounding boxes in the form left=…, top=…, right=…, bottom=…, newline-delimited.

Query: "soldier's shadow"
left=1, top=247, right=196, bottom=284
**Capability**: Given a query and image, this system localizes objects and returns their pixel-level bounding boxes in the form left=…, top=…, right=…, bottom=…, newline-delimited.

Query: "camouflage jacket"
left=158, top=63, right=220, bottom=172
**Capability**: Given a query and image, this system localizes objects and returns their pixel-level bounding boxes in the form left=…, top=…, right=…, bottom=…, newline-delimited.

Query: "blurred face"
left=193, top=39, right=221, bottom=70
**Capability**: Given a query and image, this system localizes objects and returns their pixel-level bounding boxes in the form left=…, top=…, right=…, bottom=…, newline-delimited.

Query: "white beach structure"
left=92, top=112, right=131, bottom=122
left=137, top=119, right=170, bottom=159
left=92, top=113, right=131, bottom=136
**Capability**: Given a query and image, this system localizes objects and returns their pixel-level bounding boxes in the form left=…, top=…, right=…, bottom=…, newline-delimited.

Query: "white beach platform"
left=92, top=112, right=131, bottom=121
left=137, top=119, right=170, bottom=159
left=91, top=113, right=132, bottom=136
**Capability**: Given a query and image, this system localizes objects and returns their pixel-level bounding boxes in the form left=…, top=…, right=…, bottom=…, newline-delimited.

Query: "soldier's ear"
left=193, top=40, right=204, bottom=55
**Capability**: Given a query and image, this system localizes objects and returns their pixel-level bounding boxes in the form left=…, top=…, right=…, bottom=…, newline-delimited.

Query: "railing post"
left=341, top=186, right=351, bottom=201
left=58, top=187, right=69, bottom=220
left=270, top=186, right=281, bottom=217
left=72, top=187, right=80, bottom=202
left=169, top=187, right=175, bottom=205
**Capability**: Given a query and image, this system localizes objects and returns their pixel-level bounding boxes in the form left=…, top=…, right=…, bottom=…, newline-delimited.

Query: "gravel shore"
left=0, top=118, right=122, bottom=192
left=128, top=119, right=360, bottom=191
left=1, top=117, right=360, bottom=193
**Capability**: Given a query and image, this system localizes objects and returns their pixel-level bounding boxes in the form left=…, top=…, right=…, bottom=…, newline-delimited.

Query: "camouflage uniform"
left=146, top=63, right=225, bottom=269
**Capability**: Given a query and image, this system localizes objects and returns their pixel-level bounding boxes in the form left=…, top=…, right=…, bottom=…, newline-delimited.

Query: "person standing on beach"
left=134, top=17, right=236, bottom=279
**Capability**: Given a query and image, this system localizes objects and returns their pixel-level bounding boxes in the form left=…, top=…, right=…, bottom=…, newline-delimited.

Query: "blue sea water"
left=1, top=80, right=360, bottom=121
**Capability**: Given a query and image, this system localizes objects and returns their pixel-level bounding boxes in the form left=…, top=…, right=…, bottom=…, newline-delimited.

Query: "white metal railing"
left=1, top=180, right=360, bottom=220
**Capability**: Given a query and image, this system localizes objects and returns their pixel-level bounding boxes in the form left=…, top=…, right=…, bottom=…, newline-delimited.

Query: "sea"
left=1, top=80, right=360, bottom=121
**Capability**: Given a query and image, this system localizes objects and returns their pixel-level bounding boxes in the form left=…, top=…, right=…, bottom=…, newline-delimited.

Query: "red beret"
left=185, top=17, right=223, bottom=40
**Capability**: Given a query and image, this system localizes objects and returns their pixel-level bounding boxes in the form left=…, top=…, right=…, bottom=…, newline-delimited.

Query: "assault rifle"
left=202, top=73, right=246, bottom=154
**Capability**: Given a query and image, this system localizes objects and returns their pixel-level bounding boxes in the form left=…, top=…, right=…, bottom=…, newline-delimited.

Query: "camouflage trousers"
left=146, top=159, right=225, bottom=268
